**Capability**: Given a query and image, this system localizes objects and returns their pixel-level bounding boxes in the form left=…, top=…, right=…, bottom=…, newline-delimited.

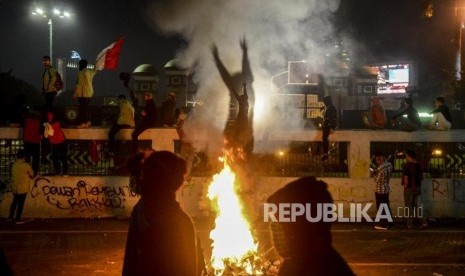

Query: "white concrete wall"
left=1, top=127, right=465, bottom=219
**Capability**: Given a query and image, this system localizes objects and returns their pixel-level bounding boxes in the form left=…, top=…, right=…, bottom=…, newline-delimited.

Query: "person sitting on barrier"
left=362, top=97, right=386, bottom=129
left=427, top=96, right=451, bottom=130
left=390, top=97, right=422, bottom=131
left=122, top=151, right=206, bottom=276
left=267, top=176, right=355, bottom=276
left=108, top=95, right=135, bottom=154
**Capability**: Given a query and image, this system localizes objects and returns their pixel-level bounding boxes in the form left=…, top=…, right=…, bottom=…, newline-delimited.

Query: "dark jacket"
left=322, top=96, right=337, bottom=129
left=431, top=104, right=452, bottom=123
left=122, top=198, right=201, bottom=276
left=392, top=105, right=422, bottom=127
left=142, top=99, right=157, bottom=126
left=161, top=99, right=176, bottom=126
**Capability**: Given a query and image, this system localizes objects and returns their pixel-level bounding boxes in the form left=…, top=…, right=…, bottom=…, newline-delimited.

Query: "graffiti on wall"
left=30, top=177, right=139, bottom=211
left=431, top=179, right=465, bottom=203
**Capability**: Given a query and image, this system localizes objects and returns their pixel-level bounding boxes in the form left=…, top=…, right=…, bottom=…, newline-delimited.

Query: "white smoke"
left=147, top=0, right=341, bottom=153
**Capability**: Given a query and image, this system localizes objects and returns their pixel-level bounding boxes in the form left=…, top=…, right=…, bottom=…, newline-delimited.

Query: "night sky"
left=0, top=0, right=458, bottom=101
left=0, top=0, right=184, bottom=95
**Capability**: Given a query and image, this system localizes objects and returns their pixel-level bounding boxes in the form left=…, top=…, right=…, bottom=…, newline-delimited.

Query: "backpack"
left=54, top=72, right=64, bottom=91
left=47, top=69, right=64, bottom=91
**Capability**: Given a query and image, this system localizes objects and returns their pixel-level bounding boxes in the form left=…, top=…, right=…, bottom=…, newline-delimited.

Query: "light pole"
left=32, top=8, right=71, bottom=64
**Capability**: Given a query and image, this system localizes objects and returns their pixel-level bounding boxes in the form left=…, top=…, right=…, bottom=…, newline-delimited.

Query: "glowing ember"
left=207, top=159, right=261, bottom=275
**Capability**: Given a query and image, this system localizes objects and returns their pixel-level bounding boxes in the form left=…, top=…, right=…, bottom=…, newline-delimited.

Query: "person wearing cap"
left=427, top=96, right=452, bottom=130
left=371, top=151, right=393, bottom=230
left=391, top=97, right=422, bottom=131
left=131, top=92, right=156, bottom=153
left=362, top=97, right=386, bottom=129
left=267, top=176, right=355, bottom=275
left=122, top=151, right=206, bottom=276
left=161, top=92, right=177, bottom=127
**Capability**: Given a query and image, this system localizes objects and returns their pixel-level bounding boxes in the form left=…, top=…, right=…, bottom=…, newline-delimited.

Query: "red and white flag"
left=95, top=37, right=125, bottom=70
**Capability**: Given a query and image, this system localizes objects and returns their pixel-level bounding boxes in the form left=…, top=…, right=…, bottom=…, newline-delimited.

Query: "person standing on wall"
left=371, top=151, right=394, bottom=230
left=74, top=59, right=97, bottom=128
left=320, top=95, right=337, bottom=161
left=42, top=55, right=58, bottom=113
left=176, top=108, right=195, bottom=180
left=132, top=92, right=156, bottom=153
left=8, top=150, right=34, bottom=224
left=161, top=92, right=177, bottom=127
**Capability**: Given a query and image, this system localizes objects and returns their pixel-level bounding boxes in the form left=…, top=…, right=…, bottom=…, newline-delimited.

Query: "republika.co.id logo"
left=263, top=203, right=423, bottom=223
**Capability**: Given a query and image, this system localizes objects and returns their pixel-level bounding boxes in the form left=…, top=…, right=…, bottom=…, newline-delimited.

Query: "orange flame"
left=207, top=158, right=261, bottom=275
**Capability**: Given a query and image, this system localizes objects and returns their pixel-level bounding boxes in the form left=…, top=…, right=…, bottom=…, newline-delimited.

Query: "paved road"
left=0, top=219, right=464, bottom=276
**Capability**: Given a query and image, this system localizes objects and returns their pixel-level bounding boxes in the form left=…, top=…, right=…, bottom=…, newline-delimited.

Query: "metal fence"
left=1, top=139, right=349, bottom=179
left=0, top=139, right=152, bottom=178
left=371, top=142, right=465, bottom=178
left=182, top=141, right=349, bottom=178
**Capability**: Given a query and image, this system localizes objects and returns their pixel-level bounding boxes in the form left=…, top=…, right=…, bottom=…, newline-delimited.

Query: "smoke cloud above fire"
left=146, top=0, right=341, bottom=153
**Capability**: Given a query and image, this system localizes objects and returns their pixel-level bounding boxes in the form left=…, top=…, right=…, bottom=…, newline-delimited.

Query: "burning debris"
left=206, top=157, right=281, bottom=275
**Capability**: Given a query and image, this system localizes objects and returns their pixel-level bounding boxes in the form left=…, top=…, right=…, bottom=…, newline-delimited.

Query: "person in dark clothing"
left=131, top=92, right=156, bottom=153
left=267, top=176, right=355, bottom=276
left=161, top=92, right=177, bottom=127
left=43, top=111, right=68, bottom=175
left=212, top=38, right=255, bottom=155
left=427, top=96, right=452, bottom=130
left=391, top=97, right=422, bottom=131
left=402, top=149, right=428, bottom=229
left=0, top=247, right=14, bottom=276
left=42, top=55, right=58, bottom=113
left=23, top=110, right=42, bottom=176
left=122, top=151, right=206, bottom=276
left=321, top=95, right=337, bottom=161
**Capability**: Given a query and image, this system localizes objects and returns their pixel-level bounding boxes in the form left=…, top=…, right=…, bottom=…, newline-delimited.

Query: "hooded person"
left=122, top=151, right=206, bottom=276
left=267, top=176, right=355, bottom=276
left=363, top=97, right=387, bottom=129
left=321, top=96, right=337, bottom=161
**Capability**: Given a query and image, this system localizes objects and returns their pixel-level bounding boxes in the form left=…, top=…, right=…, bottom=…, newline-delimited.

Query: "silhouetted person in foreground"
left=0, top=247, right=13, bottom=276
left=122, top=151, right=206, bottom=276
left=212, top=37, right=254, bottom=156
left=267, top=176, right=355, bottom=276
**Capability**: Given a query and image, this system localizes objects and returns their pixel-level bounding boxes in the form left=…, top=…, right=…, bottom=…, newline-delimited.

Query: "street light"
left=32, top=7, right=71, bottom=64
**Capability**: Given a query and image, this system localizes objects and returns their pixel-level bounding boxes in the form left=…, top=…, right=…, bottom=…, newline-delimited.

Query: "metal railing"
left=0, top=139, right=151, bottom=178
left=370, top=142, right=465, bottom=178
left=1, top=139, right=349, bottom=179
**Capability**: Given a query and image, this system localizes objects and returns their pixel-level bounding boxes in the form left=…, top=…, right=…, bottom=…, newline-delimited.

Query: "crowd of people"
left=1, top=53, right=440, bottom=275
